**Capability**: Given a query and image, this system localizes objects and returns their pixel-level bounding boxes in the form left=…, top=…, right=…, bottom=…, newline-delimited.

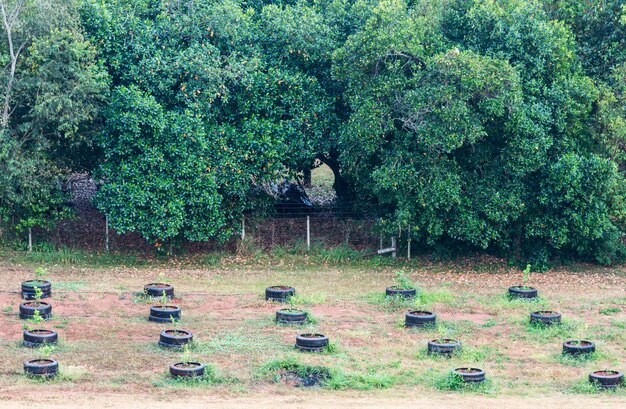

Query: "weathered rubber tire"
left=295, top=333, right=328, bottom=352
left=428, top=339, right=461, bottom=355
left=589, top=370, right=624, bottom=389
left=24, top=359, right=58, bottom=377
left=530, top=311, right=561, bottom=326
left=159, top=329, right=193, bottom=348
left=276, top=308, right=307, bottom=324
left=149, top=305, right=181, bottom=322
left=265, top=286, right=295, bottom=302
left=144, top=283, right=174, bottom=298
left=23, top=329, right=58, bottom=348
left=563, top=340, right=595, bottom=356
left=19, top=302, right=52, bottom=320
left=405, top=310, right=436, bottom=328
left=453, top=367, right=486, bottom=383
left=170, top=362, right=205, bottom=378
left=21, top=280, right=52, bottom=300
left=386, top=287, right=416, bottom=298
left=508, top=286, right=537, bottom=299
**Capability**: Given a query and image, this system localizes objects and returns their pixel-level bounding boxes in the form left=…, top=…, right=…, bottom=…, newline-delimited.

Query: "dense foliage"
left=1, top=0, right=625, bottom=265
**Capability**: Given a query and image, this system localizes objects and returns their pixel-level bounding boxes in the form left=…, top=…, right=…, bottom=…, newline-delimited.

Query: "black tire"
left=276, top=308, right=307, bottom=324
left=295, top=333, right=328, bottom=352
left=23, top=329, right=58, bottom=348
left=170, top=362, right=205, bottom=378
left=21, top=280, right=52, bottom=300
left=563, top=340, right=595, bottom=356
left=24, top=359, right=58, bottom=377
left=149, top=305, right=181, bottom=322
left=428, top=339, right=461, bottom=355
left=589, top=370, right=624, bottom=389
left=405, top=310, right=436, bottom=328
left=530, top=311, right=561, bottom=326
left=19, top=302, right=52, bottom=320
left=265, top=286, right=295, bottom=302
left=159, top=329, right=193, bottom=348
left=144, top=283, right=174, bottom=298
left=508, top=286, right=537, bottom=299
left=386, top=287, right=416, bottom=298
left=453, top=367, right=486, bottom=383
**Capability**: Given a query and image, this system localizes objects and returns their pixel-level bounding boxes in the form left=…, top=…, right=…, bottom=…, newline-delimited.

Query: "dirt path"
left=1, top=392, right=625, bottom=409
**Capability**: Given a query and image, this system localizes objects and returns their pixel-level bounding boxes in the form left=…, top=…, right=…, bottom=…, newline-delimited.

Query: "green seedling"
left=160, top=290, right=168, bottom=306
left=393, top=269, right=416, bottom=290
left=23, top=309, right=44, bottom=332
left=34, top=267, right=48, bottom=280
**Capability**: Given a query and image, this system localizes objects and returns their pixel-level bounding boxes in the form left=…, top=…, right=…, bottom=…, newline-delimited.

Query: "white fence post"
left=105, top=215, right=110, bottom=253
left=391, top=236, right=397, bottom=259
left=306, top=216, right=310, bottom=252
left=241, top=217, right=246, bottom=241
left=407, top=225, right=411, bottom=260
left=28, top=228, right=32, bottom=252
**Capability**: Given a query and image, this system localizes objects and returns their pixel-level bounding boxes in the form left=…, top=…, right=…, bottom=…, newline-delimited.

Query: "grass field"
left=0, top=251, right=624, bottom=408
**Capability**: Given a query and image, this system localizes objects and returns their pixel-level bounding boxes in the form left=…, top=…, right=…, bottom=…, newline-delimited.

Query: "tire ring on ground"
left=563, top=340, right=596, bottom=356
left=405, top=310, right=436, bottom=328
left=23, top=329, right=58, bottom=347
left=159, top=329, right=193, bottom=348
left=508, top=286, right=538, bottom=299
left=24, top=359, right=58, bottom=377
left=169, top=362, right=205, bottom=378
left=530, top=311, right=561, bottom=325
left=265, top=286, right=295, bottom=302
left=385, top=287, right=417, bottom=298
left=453, top=367, right=486, bottom=383
left=144, top=283, right=174, bottom=298
left=295, top=333, right=328, bottom=349
left=589, top=370, right=624, bottom=389
left=19, top=302, right=52, bottom=320
left=21, top=280, right=52, bottom=300
left=149, top=305, right=181, bottom=322
left=427, top=339, right=461, bottom=355
left=276, top=309, right=307, bottom=324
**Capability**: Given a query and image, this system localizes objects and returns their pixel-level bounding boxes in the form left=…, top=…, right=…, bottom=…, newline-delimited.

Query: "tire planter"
left=21, top=280, right=52, bottom=300
left=563, top=340, right=596, bottom=356
left=405, top=310, right=436, bottom=328
left=530, top=310, right=561, bottom=326
left=385, top=286, right=416, bottom=298
left=159, top=329, right=193, bottom=348
left=23, top=329, right=58, bottom=348
left=295, top=333, right=328, bottom=352
left=276, top=308, right=307, bottom=325
left=453, top=367, right=486, bottom=383
left=24, top=359, right=58, bottom=378
left=589, top=370, right=624, bottom=389
left=265, top=286, right=295, bottom=302
left=427, top=339, right=461, bottom=355
left=144, top=282, right=174, bottom=298
left=19, top=301, right=52, bottom=320
left=170, top=362, right=205, bottom=378
left=149, top=305, right=181, bottom=322
left=508, top=286, right=537, bottom=299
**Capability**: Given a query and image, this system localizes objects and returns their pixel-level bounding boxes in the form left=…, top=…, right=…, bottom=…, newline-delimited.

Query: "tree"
left=0, top=0, right=108, bottom=245
left=333, top=0, right=625, bottom=266
left=83, top=0, right=336, bottom=246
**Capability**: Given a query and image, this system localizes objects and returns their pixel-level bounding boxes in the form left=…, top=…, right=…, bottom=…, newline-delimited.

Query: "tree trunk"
left=316, top=151, right=353, bottom=203
left=303, top=168, right=312, bottom=188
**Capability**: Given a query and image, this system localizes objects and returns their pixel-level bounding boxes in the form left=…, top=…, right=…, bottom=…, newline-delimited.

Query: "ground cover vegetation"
left=0, top=259, right=624, bottom=401
left=1, top=0, right=626, bottom=268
